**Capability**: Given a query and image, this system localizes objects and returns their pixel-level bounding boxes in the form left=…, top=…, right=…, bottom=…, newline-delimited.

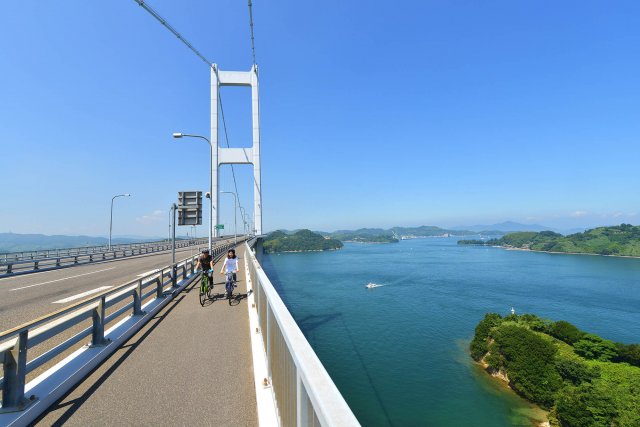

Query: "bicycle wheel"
left=226, top=280, right=233, bottom=301
left=199, top=275, right=208, bottom=306
left=206, top=274, right=213, bottom=299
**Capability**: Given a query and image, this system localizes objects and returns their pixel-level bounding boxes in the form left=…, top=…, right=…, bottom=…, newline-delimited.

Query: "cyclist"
left=220, top=249, right=239, bottom=294
left=195, top=249, right=213, bottom=284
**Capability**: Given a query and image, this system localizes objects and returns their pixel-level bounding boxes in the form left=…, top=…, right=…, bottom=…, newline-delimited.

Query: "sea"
left=261, top=237, right=640, bottom=427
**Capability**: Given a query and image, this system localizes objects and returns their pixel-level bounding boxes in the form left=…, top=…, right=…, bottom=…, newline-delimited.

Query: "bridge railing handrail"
left=0, top=237, right=206, bottom=262
left=0, top=238, right=244, bottom=412
left=245, top=240, right=360, bottom=426
left=0, top=238, right=210, bottom=276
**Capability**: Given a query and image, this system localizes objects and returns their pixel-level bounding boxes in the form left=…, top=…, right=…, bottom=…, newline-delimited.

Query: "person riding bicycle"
left=195, top=249, right=213, bottom=283
left=220, top=249, right=239, bottom=290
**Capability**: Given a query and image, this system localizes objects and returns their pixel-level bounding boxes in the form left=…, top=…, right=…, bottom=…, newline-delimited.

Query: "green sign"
left=215, top=224, right=225, bottom=230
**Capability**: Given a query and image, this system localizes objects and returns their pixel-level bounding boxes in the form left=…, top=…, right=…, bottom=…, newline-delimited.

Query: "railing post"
left=297, top=371, right=309, bottom=427
left=91, top=297, right=108, bottom=346
left=266, top=301, right=272, bottom=378
left=1, top=330, right=30, bottom=411
left=7, top=263, right=12, bottom=274
left=172, top=265, right=177, bottom=287
left=156, top=276, right=163, bottom=297
left=133, top=279, right=144, bottom=315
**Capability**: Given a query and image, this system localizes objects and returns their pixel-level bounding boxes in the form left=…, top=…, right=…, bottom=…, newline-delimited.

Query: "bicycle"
left=225, top=270, right=237, bottom=303
left=200, top=269, right=213, bottom=306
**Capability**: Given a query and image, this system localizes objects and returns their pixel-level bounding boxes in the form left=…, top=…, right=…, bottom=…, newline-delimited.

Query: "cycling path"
left=35, top=244, right=258, bottom=426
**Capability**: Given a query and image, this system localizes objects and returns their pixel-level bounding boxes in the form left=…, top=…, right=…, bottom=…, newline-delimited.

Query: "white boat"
left=365, top=283, right=383, bottom=289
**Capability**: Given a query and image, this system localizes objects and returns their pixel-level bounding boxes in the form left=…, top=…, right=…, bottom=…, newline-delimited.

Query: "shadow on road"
left=33, top=284, right=191, bottom=426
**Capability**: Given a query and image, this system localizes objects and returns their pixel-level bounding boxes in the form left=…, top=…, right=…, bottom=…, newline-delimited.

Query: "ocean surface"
left=261, top=238, right=640, bottom=427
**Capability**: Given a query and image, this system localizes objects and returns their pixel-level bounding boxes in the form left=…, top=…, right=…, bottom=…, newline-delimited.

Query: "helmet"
left=202, top=249, right=210, bottom=254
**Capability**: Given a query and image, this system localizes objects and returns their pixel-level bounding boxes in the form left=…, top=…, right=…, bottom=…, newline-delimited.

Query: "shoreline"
left=475, top=359, right=550, bottom=427
left=265, top=247, right=342, bottom=254
left=500, top=246, right=640, bottom=259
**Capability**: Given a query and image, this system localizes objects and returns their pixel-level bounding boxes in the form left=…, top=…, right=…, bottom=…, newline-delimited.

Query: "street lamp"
left=172, top=132, right=213, bottom=252
left=239, top=206, right=247, bottom=235
left=109, top=193, right=131, bottom=250
left=221, top=191, right=238, bottom=245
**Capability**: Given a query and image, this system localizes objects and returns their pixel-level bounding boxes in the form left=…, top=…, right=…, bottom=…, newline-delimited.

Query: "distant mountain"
left=0, top=233, right=152, bottom=253
left=451, top=221, right=554, bottom=233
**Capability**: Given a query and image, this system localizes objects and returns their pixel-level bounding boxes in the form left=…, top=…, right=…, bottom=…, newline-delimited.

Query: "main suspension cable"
left=132, top=0, right=214, bottom=68
left=248, top=0, right=258, bottom=65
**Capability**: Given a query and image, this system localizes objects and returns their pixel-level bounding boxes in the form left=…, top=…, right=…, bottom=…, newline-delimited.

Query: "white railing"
left=1, top=238, right=210, bottom=276
left=245, top=240, right=360, bottom=427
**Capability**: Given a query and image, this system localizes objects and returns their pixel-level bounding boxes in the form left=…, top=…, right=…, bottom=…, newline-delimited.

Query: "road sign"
left=215, top=224, right=224, bottom=230
left=177, top=191, right=202, bottom=226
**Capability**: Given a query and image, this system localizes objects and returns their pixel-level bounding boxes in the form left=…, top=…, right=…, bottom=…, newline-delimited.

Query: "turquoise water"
left=261, top=238, right=640, bottom=426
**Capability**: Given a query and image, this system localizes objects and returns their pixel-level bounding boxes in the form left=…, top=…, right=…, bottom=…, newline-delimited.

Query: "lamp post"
left=172, top=132, right=213, bottom=252
left=109, top=193, right=131, bottom=250
left=239, top=206, right=248, bottom=235
left=221, top=191, right=238, bottom=245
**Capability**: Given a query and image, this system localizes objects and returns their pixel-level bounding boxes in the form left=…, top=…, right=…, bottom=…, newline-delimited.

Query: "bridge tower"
left=210, top=64, right=262, bottom=237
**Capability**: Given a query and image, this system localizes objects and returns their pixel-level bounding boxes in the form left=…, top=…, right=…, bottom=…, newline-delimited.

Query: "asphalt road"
left=0, top=239, right=234, bottom=332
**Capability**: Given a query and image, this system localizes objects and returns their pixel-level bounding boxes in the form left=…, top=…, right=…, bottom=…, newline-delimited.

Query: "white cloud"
left=136, top=210, right=165, bottom=224
left=570, top=210, right=588, bottom=218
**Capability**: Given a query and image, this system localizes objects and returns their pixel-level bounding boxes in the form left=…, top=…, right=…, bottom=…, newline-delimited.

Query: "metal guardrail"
left=0, top=239, right=241, bottom=423
left=0, top=238, right=207, bottom=263
left=0, top=238, right=209, bottom=276
left=245, top=239, right=360, bottom=426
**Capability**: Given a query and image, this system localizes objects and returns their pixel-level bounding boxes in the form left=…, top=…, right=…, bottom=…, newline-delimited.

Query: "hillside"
left=263, top=229, right=343, bottom=253
left=459, top=224, right=640, bottom=257
left=323, top=225, right=498, bottom=243
left=471, top=313, right=640, bottom=426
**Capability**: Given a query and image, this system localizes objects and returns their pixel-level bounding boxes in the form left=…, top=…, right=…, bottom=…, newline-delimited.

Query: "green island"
left=329, top=231, right=399, bottom=243
left=263, top=229, right=343, bottom=253
left=459, top=224, right=640, bottom=257
left=470, top=313, right=640, bottom=427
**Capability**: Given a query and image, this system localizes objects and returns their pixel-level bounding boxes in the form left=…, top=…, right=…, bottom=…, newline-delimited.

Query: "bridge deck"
left=35, top=245, right=258, bottom=426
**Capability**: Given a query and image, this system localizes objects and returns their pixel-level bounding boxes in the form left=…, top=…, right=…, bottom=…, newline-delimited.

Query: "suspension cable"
left=132, top=0, right=214, bottom=68
left=248, top=0, right=258, bottom=65
left=132, top=0, right=249, bottom=225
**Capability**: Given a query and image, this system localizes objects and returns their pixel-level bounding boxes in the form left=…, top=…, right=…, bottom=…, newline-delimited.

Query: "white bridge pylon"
left=210, top=64, right=262, bottom=236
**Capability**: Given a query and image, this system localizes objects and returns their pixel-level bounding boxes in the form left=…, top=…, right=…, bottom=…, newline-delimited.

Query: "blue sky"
left=1, top=1, right=639, bottom=237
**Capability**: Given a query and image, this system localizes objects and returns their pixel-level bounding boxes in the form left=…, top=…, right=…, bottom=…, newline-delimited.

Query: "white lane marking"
left=137, top=268, right=160, bottom=277
left=9, top=267, right=116, bottom=291
left=52, top=286, right=113, bottom=304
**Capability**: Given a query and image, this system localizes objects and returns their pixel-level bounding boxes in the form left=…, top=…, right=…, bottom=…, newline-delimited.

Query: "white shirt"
left=222, top=257, right=238, bottom=273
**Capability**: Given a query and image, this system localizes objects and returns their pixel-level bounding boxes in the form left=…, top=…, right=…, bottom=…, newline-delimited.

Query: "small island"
left=470, top=313, right=640, bottom=426
left=459, top=224, right=640, bottom=257
left=330, top=232, right=399, bottom=244
left=263, top=229, right=343, bottom=253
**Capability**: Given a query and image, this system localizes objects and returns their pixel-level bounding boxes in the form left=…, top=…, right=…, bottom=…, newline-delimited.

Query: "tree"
left=574, top=334, right=618, bottom=362
left=556, top=384, right=618, bottom=427
left=470, top=313, right=502, bottom=361
left=550, top=320, right=584, bottom=345
left=555, top=359, right=600, bottom=385
left=491, top=325, right=562, bottom=408
left=614, top=343, right=640, bottom=367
